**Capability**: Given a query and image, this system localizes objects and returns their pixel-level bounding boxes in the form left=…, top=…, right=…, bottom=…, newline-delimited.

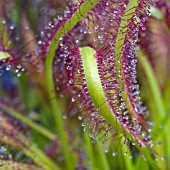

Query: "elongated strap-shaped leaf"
left=45, top=1, right=100, bottom=170
left=115, top=0, right=139, bottom=114
left=80, top=46, right=145, bottom=146
left=80, top=47, right=123, bottom=132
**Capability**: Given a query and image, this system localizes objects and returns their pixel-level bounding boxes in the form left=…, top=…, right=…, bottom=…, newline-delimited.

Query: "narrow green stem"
left=120, top=139, right=134, bottom=170
left=163, top=79, right=170, bottom=112
left=47, top=98, right=73, bottom=169
left=95, top=142, right=110, bottom=170
left=84, top=133, right=97, bottom=170
left=138, top=51, right=166, bottom=123
left=84, top=123, right=109, bottom=170
left=0, top=103, right=56, bottom=140
left=45, top=1, right=100, bottom=169
left=135, top=157, right=150, bottom=170
left=138, top=51, right=169, bottom=169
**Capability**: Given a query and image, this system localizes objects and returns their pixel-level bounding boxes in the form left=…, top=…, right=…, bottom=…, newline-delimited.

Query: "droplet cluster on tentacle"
left=39, top=1, right=83, bottom=56
left=0, top=19, right=33, bottom=76
left=42, top=0, right=157, bottom=151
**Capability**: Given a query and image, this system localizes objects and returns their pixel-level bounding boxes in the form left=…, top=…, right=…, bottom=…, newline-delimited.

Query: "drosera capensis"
left=42, top=0, right=159, bottom=157
left=0, top=0, right=168, bottom=170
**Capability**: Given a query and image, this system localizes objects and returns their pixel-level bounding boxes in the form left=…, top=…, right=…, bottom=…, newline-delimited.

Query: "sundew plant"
left=0, top=0, right=170, bottom=170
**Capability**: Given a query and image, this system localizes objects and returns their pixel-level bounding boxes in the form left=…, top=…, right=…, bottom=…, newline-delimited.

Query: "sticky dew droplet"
left=129, top=155, right=133, bottom=159
left=161, top=156, right=166, bottom=161
left=112, top=152, right=117, bottom=157
left=63, top=114, right=67, bottom=119
left=124, top=151, right=128, bottom=156
left=105, top=149, right=109, bottom=153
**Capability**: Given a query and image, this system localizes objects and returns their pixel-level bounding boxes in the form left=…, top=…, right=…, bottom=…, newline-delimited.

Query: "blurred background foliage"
left=0, top=0, right=170, bottom=170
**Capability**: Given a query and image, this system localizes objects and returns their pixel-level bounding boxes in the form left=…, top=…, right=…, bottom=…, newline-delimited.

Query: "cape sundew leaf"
left=43, top=0, right=157, bottom=154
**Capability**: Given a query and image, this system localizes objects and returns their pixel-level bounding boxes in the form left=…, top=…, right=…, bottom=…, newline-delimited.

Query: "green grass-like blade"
left=138, top=51, right=166, bottom=126
left=84, top=133, right=98, bottom=170
left=138, top=51, right=169, bottom=170
left=0, top=102, right=56, bottom=140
